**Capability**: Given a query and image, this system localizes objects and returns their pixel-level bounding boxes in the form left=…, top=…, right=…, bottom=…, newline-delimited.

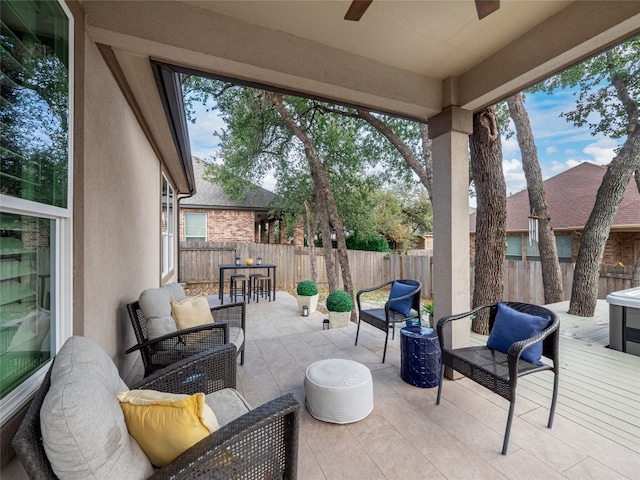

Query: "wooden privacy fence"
left=179, top=241, right=632, bottom=303
left=179, top=241, right=433, bottom=297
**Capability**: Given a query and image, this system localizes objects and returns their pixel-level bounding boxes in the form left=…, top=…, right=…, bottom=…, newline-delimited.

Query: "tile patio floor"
left=229, top=292, right=639, bottom=479
left=6, top=292, right=639, bottom=479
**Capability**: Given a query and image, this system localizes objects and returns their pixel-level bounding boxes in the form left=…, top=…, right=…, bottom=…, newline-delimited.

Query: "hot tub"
left=606, top=286, right=640, bottom=356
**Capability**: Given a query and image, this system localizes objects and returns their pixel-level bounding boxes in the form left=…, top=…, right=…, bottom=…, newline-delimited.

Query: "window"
left=1, top=0, right=72, bottom=419
left=526, top=238, right=540, bottom=260
left=505, top=235, right=523, bottom=260
left=162, top=175, right=175, bottom=275
left=556, top=234, right=572, bottom=263
left=185, top=213, right=207, bottom=241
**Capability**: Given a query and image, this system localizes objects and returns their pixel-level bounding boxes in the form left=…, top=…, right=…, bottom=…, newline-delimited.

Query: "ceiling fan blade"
left=344, top=0, right=373, bottom=21
left=475, top=0, right=500, bottom=19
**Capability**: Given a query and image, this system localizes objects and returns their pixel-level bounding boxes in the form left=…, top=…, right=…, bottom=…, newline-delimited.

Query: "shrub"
left=326, top=289, right=353, bottom=312
left=296, top=280, right=318, bottom=296
left=422, top=301, right=434, bottom=316
left=346, top=233, right=390, bottom=253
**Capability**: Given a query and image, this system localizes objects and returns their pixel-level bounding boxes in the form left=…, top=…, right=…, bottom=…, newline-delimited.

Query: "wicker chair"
left=355, top=279, right=422, bottom=363
left=12, top=343, right=300, bottom=479
left=126, top=300, right=246, bottom=377
left=436, top=301, right=560, bottom=455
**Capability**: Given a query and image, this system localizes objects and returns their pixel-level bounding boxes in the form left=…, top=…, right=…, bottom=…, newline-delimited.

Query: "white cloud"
left=501, top=135, right=520, bottom=158
left=187, top=102, right=226, bottom=160
left=545, top=146, right=558, bottom=154
left=550, top=160, right=568, bottom=171
left=565, top=159, right=582, bottom=168
left=565, top=148, right=576, bottom=155
left=502, top=158, right=526, bottom=196
left=583, top=138, right=618, bottom=165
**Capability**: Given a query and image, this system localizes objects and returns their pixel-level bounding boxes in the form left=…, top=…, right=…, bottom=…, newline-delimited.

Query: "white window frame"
left=0, top=0, right=74, bottom=424
left=162, top=175, right=175, bottom=276
left=184, top=212, right=207, bottom=242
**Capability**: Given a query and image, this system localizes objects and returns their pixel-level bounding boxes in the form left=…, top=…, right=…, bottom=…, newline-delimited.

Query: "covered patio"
left=4, top=0, right=640, bottom=476
left=136, top=293, right=638, bottom=479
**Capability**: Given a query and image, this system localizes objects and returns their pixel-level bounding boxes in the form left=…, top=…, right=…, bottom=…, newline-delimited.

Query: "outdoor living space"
left=133, top=291, right=638, bottom=480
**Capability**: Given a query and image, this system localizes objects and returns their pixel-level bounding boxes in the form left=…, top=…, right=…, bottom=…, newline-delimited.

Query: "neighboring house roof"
left=470, top=162, right=640, bottom=232
left=182, top=158, right=275, bottom=211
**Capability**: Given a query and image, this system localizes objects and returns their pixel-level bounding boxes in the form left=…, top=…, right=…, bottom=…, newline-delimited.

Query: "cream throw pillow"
left=170, top=294, right=214, bottom=330
left=117, top=389, right=219, bottom=467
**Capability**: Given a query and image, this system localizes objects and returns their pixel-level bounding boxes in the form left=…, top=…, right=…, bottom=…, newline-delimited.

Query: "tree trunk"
left=507, top=93, right=564, bottom=304
left=632, top=252, right=640, bottom=288
left=633, top=170, right=640, bottom=288
left=470, top=107, right=507, bottom=334
left=315, top=190, right=338, bottom=291
left=304, top=200, right=318, bottom=284
left=569, top=127, right=640, bottom=316
left=268, top=92, right=356, bottom=319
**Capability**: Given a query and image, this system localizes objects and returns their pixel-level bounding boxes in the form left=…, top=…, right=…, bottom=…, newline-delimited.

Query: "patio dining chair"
left=355, top=279, right=422, bottom=362
left=436, top=301, right=560, bottom=455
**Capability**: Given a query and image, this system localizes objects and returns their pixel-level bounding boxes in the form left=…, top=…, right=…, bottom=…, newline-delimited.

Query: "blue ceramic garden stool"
left=400, top=326, right=441, bottom=388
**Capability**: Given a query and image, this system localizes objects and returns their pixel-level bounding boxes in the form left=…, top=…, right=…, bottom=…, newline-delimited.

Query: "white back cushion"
left=138, top=283, right=186, bottom=339
left=41, top=336, right=154, bottom=480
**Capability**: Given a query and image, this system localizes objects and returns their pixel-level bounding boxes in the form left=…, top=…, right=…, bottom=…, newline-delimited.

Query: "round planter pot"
left=297, top=294, right=319, bottom=315
left=329, top=311, right=350, bottom=329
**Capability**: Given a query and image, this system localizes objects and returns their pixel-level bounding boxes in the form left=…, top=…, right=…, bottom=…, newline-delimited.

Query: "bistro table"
left=218, top=263, right=277, bottom=304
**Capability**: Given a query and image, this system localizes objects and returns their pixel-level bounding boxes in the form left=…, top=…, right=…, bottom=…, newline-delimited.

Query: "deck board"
left=470, top=331, right=640, bottom=453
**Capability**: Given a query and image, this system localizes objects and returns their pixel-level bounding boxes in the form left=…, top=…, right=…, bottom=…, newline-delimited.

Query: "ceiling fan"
left=344, top=0, right=500, bottom=22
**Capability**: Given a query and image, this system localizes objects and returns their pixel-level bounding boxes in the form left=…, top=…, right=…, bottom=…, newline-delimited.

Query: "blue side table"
left=400, top=326, right=441, bottom=388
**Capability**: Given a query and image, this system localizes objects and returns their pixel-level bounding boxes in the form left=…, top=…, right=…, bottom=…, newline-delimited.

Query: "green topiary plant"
left=296, top=280, right=318, bottom=296
left=326, top=289, right=353, bottom=312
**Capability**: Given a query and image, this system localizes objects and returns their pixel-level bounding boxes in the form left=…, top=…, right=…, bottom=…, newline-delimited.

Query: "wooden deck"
left=471, top=312, right=640, bottom=454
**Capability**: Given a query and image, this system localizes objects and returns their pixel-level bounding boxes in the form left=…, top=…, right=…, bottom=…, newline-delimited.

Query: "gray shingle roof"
left=181, top=158, right=275, bottom=210
left=470, top=162, right=640, bottom=232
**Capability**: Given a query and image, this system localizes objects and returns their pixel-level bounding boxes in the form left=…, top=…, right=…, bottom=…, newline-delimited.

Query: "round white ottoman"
left=304, top=358, right=373, bottom=424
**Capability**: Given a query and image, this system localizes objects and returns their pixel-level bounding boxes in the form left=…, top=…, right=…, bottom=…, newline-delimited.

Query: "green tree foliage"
left=536, top=36, right=640, bottom=316
left=182, top=76, right=431, bottom=253
left=346, top=233, right=391, bottom=253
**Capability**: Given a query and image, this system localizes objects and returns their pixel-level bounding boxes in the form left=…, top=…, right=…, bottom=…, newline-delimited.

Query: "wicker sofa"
left=12, top=336, right=300, bottom=479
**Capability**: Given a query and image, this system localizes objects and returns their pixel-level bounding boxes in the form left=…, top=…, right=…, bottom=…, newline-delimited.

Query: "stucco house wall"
left=80, top=29, right=173, bottom=375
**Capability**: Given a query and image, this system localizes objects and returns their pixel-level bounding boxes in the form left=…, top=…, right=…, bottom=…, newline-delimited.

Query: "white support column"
left=429, top=106, right=473, bottom=375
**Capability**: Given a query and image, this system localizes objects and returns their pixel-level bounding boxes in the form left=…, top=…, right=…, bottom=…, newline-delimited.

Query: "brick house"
left=179, top=158, right=303, bottom=245
left=470, top=162, right=640, bottom=266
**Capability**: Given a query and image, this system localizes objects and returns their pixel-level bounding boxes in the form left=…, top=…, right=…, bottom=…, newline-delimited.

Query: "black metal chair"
left=126, top=300, right=246, bottom=377
left=355, top=279, right=422, bottom=362
left=436, top=301, right=560, bottom=455
left=12, top=344, right=300, bottom=480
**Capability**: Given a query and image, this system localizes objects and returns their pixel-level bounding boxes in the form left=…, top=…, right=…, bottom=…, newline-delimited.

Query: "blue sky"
left=500, top=89, right=619, bottom=199
left=186, top=88, right=620, bottom=204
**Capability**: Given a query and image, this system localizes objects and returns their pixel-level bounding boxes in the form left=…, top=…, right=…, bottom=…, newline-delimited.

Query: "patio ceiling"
left=81, top=0, right=640, bottom=190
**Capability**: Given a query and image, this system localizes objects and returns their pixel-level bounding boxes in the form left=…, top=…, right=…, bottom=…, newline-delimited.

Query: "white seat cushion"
left=205, top=388, right=252, bottom=426
left=41, top=336, right=154, bottom=480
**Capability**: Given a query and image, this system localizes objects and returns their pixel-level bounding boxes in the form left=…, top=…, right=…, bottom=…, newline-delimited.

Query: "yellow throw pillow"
left=170, top=294, right=214, bottom=330
left=117, top=389, right=219, bottom=467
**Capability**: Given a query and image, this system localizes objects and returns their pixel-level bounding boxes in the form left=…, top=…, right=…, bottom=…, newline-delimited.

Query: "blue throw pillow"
left=486, top=302, right=550, bottom=365
left=387, top=281, right=416, bottom=317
